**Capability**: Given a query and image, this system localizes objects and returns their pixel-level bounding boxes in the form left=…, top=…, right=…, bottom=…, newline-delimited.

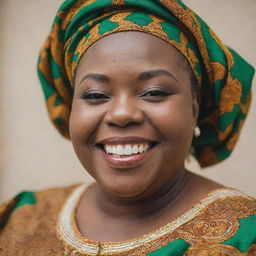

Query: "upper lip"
left=96, top=136, right=158, bottom=145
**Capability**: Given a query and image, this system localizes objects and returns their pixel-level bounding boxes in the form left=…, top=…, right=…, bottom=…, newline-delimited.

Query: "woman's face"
left=70, top=32, right=199, bottom=200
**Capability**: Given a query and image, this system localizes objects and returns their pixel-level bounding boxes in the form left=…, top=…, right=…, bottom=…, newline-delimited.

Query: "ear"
left=192, top=93, right=200, bottom=127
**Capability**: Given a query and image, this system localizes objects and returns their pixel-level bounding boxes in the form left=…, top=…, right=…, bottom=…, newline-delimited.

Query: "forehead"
left=74, top=31, right=190, bottom=86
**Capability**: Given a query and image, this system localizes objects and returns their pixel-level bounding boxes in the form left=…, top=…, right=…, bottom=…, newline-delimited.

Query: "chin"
left=96, top=173, right=156, bottom=200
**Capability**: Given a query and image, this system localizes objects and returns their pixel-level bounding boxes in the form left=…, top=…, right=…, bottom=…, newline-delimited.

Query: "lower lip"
left=100, top=147, right=154, bottom=169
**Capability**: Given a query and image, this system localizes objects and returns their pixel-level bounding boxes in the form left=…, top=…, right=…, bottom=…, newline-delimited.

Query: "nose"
left=104, top=95, right=144, bottom=127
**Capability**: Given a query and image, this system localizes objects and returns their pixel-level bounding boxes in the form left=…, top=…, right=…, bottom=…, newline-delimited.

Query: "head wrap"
left=38, top=0, right=255, bottom=168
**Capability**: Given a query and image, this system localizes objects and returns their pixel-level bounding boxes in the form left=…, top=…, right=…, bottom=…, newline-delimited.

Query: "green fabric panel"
left=161, top=21, right=181, bottom=43
left=13, top=191, right=36, bottom=213
left=82, top=28, right=91, bottom=44
left=125, top=12, right=153, bottom=26
left=49, top=51, right=62, bottom=79
left=195, top=15, right=226, bottom=66
left=215, top=146, right=231, bottom=162
left=37, top=68, right=55, bottom=100
left=218, top=105, right=240, bottom=131
left=222, top=215, right=256, bottom=253
left=58, top=29, right=65, bottom=44
left=54, top=95, right=63, bottom=106
left=147, top=239, right=190, bottom=256
left=98, top=19, right=119, bottom=34
left=55, top=117, right=65, bottom=125
left=229, top=48, right=255, bottom=103
left=72, top=52, right=79, bottom=63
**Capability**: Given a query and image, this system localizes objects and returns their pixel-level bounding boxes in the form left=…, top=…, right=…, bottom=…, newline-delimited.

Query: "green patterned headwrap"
left=38, top=0, right=255, bottom=167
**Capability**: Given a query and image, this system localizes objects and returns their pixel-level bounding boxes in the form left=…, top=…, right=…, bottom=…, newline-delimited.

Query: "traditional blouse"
left=0, top=184, right=256, bottom=255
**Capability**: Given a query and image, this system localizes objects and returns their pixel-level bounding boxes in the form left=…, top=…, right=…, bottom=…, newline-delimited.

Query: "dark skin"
left=69, top=32, right=223, bottom=242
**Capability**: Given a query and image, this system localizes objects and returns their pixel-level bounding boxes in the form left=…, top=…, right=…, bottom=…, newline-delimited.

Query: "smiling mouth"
left=96, top=142, right=158, bottom=157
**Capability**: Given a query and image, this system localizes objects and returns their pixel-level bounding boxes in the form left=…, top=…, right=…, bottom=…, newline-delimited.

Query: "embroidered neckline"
left=57, top=185, right=249, bottom=255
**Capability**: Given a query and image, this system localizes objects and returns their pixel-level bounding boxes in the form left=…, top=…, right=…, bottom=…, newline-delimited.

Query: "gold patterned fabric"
left=0, top=185, right=256, bottom=255
left=38, top=0, right=255, bottom=167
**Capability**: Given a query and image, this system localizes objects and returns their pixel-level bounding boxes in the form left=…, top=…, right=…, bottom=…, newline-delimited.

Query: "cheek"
left=146, top=95, right=194, bottom=140
left=69, top=102, right=106, bottom=175
left=69, top=102, right=104, bottom=147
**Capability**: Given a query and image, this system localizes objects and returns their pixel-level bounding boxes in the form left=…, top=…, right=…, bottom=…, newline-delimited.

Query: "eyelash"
left=140, top=89, right=171, bottom=98
left=82, top=92, right=109, bottom=100
left=81, top=89, right=171, bottom=103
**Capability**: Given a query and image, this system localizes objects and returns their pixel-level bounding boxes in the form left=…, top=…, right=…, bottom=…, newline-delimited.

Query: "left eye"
left=140, top=90, right=171, bottom=98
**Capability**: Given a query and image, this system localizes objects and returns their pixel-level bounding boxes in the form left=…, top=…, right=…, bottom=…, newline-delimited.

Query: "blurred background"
left=0, top=0, right=255, bottom=202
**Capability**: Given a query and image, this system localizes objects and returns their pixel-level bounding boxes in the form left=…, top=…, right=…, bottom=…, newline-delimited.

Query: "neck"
left=93, top=169, right=189, bottom=222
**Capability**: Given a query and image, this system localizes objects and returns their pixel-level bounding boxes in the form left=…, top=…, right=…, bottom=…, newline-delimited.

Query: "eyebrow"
left=79, top=69, right=178, bottom=86
left=138, top=69, right=178, bottom=82
left=79, top=73, right=110, bottom=85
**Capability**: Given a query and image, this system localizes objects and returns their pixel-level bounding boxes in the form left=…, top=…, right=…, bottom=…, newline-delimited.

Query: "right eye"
left=81, top=92, right=110, bottom=104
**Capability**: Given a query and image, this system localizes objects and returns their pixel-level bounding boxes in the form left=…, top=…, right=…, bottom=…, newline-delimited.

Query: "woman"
left=0, top=0, right=255, bottom=255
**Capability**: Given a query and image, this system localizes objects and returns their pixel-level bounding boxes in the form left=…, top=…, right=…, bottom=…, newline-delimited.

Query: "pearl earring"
left=194, top=126, right=201, bottom=137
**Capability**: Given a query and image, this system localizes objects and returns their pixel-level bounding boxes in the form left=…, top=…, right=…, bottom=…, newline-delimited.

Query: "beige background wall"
left=0, top=0, right=255, bottom=203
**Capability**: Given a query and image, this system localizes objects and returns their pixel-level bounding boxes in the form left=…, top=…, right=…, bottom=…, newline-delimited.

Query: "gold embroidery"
left=211, top=62, right=226, bottom=82
left=248, top=244, right=256, bottom=256
left=175, top=196, right=256, bottom=245
left=220, top=76, right=242, bottom=114
left=112, top=0, right=125, bottom=5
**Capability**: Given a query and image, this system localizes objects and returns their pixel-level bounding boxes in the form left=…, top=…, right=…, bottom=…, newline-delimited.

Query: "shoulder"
left=180, top=188, right=256, bottom=254
left=0, top=184, right=82, bottom=255
left=0, top=184, right=79, bottom=221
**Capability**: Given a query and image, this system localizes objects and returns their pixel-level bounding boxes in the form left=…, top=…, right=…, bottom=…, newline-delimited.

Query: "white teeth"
left=143, top=144, right=149, bottom=152
left=132, top=145, right=139, bottom=154
left=105, top=145, right=111, bottom=154
left=103, top=143, right=151, bottom=156
left=116, top=145, right=124, bottom=155
left=124, top=145, right=133, bottom=155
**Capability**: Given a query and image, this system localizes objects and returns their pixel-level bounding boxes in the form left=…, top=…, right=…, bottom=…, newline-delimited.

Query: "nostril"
left=108, top=121, right=141, bottom=128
